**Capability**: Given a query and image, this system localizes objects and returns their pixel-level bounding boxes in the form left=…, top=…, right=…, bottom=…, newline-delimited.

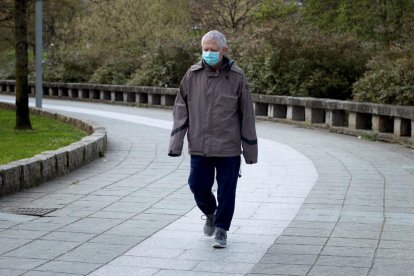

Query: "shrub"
left=43, top=46, right=98, bottom=83
left=353, top=45, right=414, bottom=106
left=89, top=59, right=139, bottom=85
left=127, top=45, right=198, bottom=88
left=233, top=20, right=369, bottom=100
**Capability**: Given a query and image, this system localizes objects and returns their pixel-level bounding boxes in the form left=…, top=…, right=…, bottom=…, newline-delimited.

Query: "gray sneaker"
left=212, top=227, right=227, bottom=248
left=203, top=214, right=215, bottom=236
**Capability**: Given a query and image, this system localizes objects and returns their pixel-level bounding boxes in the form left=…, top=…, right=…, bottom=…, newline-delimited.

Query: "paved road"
left=1, top=95, right=414, bottom=276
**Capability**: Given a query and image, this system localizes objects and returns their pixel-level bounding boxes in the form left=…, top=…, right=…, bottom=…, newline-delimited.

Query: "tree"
left=14, top=0, right=32, bottom=130
left=191, top=0, right=261, bottom=33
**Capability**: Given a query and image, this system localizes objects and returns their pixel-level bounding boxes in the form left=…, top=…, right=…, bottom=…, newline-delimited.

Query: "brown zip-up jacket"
left=168, top=57, right=258, bottom=164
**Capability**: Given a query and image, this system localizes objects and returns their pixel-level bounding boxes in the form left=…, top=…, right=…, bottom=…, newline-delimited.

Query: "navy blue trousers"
left=188, top=155, right=241, bottom=231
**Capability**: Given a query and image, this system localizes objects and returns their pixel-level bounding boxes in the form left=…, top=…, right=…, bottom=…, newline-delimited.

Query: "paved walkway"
left=0, top=95, right=414, bottom=276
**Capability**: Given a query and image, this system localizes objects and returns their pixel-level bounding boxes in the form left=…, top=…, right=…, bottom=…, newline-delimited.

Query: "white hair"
left=201, top=30, right=227, bottom=50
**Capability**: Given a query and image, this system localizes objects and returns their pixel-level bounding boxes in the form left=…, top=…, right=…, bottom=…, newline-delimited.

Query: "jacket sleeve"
left=168, top=75, right=189, bottom=157
left=239, top=74, right=258, bottom=164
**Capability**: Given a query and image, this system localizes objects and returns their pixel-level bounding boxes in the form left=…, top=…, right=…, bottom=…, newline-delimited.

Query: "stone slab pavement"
left=1, top=95, right=414, bottom=276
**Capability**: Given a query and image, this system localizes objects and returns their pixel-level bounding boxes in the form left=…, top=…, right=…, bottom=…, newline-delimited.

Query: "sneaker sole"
left=212, top=242, right=226, bottom=248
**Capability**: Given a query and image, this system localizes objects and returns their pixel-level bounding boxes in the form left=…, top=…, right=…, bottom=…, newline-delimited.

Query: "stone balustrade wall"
left=1, top=80, right=413, bottom=147
left=0, top=100, right=107, bottom=197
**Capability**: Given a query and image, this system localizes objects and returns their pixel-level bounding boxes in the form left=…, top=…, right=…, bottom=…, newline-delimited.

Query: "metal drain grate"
left=5, top=208, right=58, bottom=217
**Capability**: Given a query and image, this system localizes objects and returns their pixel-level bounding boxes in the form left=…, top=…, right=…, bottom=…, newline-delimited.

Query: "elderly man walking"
left=168, top=30, right=258, bottom=248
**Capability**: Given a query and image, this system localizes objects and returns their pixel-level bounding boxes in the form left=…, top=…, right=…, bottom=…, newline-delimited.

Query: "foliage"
left=191, top=0, right=261, bottom=33
left=253, top=0, right=299, bottom=21
left=42, top=0, right=195, bottom=85
left=128, top=44, right=198, bottom=87
left=302, top=0, right=414, bottom=44
left=0, top=108, right=86, bottom=165
left=353, top=43, right=414, bottom=106
left=1, top=0, right=414, bottom=106
left=0, top=48, right=15, bottom=79
left=235, top=20, right=368, bottom=99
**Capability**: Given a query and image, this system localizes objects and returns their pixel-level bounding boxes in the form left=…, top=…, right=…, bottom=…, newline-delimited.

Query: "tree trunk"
left=15, top=0, right=32, bottom=130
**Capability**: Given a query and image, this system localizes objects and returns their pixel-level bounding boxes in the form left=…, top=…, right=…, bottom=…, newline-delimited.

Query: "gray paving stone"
left=4, top=240, right=80, bottom=259
left=343, top=204, right=384, bottom=212
left=39, top=231, right=95, bottom=243
left=33, top=260, right=100, bottom=274
left=281, top=227, right=332, bottom=237
left=234, top=226, right=284, bottom=236
left=369, top=259, right=414, bottom=276
left=104, top=224, right=159, bottom=237
left=155, top=270, right=243, bottom=276
left=56, top=243, right=131, bottom=264
left=88, top=234, right=146, bottom=245
left=293, top=214, right=339, bottom=222
left=100, top=202, right=150, bottom=213
left=178, top=250, right=263, bottom=264
left=0, top=229, right=48, bottom=240
left=308, top=265, right=369, bottom=276
left=381, top=231, right=414, bottom=241
left=326, top=237, right=378, bottom=248
left=109, top=256, right=199, bottom=270
left=379, top=239, right=414, bottom=250
left=316, top=256, right=372, bottom=268
left=11, top=221, right=66, bottom=232
left=0, top=237, right=31, bottom=255
left=23, top=271, right=80, bottom=276
left=321, top=246, right=375, bottom=257
left=267, top=244, right=323, bottom=255
left=192, top=261, right=253, bottom=274
left=275, top=235, right=328, bottom=246
left=375, top=248, right=414, bottom=260
left=89, top=265, right=159, bottom=276
left=126, top=248, right=185, bottom=259
left=58, top=217, right=123, bottom=234
left=88, top=211, right=138, bottom=219
left=331, top=228, right=381, bottom=240
left=249, top=263, right=309, bottom=275
left=143, top=208, right=190, bottom=216
left=287, top=221, right=336, bottom=229
left=0, top=268, right=27, bottom=276
left=227, top=233, right=276, bottom=244
left=120, top=218, right=172, bottom=229
left=0, top=256, right=48, bottom=270
left=259, top=253, right=317, bottom=265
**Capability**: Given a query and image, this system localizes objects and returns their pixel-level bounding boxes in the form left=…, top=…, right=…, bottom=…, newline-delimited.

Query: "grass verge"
left=0, top=108, right=87, bottom=165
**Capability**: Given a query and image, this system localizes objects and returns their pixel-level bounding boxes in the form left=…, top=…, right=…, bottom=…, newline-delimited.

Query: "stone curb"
left=0, top=102, right=107, bottom=197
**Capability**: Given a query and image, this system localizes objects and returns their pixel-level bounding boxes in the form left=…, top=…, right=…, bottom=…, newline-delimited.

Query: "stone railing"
left=0, top=101, right=107, bottom=197
left=1, top=80, right=413, bottom=147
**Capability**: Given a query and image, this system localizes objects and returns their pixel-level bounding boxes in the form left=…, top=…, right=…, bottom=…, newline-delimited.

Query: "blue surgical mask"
left=202, top=51, right=220, bottom=66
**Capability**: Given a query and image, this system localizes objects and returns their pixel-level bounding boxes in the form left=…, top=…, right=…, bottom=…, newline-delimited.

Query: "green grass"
left=0, top=109, right=87, bottom=165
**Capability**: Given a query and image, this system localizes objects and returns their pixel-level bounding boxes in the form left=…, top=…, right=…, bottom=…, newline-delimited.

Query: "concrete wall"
left=1, top=80, right=413, bottom=147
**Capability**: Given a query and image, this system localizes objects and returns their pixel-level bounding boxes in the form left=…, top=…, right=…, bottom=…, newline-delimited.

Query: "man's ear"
left=221, top=47, right=228, bottom=56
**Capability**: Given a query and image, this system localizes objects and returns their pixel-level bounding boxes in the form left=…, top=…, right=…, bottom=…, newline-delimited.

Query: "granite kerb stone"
left=0, top=102, right=107, bottom=197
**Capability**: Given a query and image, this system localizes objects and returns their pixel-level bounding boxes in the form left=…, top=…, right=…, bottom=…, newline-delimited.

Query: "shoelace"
left=216, top=230, right=226, bottom=239
left=201, top=215, right=214, bottom=226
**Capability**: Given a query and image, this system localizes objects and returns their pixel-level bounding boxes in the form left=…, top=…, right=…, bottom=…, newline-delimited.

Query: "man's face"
left=202, top=40, right=227, bottom=59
